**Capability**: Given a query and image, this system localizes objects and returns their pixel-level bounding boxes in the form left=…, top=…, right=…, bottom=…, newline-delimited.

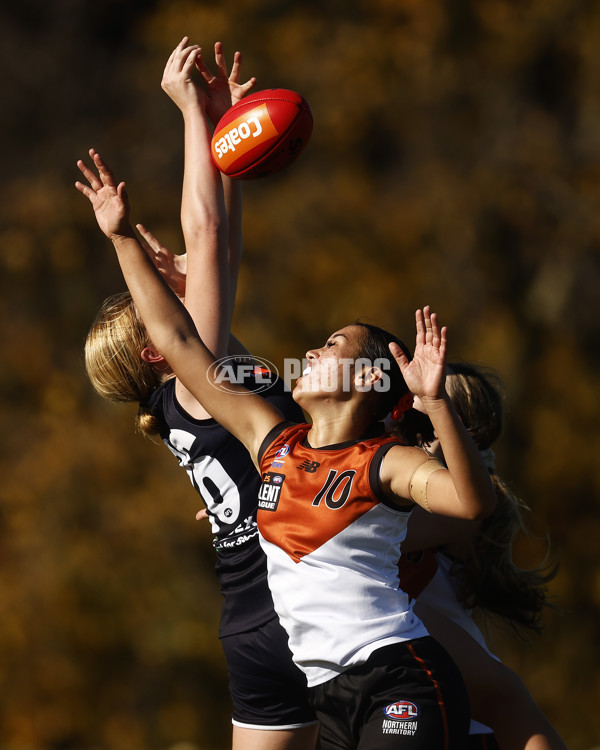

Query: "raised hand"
left=195, top=41, right=256, bottom=126
left=390, top=306, right=447, bottom=404
left=136, top=223, right=187, bottom=300
left=75, top=149, right=131, bottom=239
left=161, top=37, right=206, bottom=115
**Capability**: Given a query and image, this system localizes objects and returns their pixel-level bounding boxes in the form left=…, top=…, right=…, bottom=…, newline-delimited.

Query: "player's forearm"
left=424, top=395, right=496, bottom=520
left=178, top=105, right=232, bottom=359
left=221, top=175, right=244, bottom=309
left=180, top=107, right=227, bottom=242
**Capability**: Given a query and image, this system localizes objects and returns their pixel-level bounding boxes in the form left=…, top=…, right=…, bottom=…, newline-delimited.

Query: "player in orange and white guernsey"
left=76, top=129, right=497, bottom=746
left=257, top=421, right=430, bottom=687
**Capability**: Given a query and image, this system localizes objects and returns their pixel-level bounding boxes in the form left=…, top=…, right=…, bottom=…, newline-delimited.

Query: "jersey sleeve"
left=257, top=421, right=298, bottom=466
left=368, top=440, right=414, bottom=511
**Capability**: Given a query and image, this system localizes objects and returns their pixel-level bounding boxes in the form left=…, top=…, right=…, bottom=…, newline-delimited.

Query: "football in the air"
left=211, top=89, right=313, bottom=179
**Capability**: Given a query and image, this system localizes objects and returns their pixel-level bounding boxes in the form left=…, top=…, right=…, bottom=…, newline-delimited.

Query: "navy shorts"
left=220, top=615, right=318, bottom=730
left=308, top=637, right=470, bottom=749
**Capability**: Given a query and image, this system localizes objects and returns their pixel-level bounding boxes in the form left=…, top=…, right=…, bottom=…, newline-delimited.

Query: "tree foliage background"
left=1, top=0, right=599, bottom=748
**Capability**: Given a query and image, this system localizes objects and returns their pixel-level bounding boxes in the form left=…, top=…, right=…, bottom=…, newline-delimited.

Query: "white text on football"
left=213, top=117, right=264, bottom=159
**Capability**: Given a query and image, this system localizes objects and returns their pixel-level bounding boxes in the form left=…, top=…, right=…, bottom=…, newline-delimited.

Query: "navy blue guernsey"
left=145, top=372, right=304, bottom=637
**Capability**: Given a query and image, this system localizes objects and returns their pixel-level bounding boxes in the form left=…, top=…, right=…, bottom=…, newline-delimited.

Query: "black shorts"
left=220, top=615, right=318, bottom=730
left=308, top=637, right=470, bottom=749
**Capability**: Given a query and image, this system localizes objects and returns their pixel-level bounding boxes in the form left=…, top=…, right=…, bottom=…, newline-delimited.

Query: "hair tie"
left=390, top=392, right=414, bottom=422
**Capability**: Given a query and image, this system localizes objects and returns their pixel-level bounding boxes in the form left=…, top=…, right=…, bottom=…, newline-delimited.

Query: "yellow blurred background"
left=1, top=0, right=599, bottom=748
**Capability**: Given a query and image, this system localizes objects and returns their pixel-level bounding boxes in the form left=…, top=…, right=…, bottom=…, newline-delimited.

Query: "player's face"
left=294, top=325, right=363, bottom=399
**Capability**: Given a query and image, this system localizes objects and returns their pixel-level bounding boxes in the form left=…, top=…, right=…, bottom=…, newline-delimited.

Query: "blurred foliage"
left=1, top=0, right=600, bottom=747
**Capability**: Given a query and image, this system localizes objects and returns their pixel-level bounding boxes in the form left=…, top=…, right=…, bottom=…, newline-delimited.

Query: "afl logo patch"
left=384, top=701, right=420, bottom=721
left=275, top=444, right=290, bottom=459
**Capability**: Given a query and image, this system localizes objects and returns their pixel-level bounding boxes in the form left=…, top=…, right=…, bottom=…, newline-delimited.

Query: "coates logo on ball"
left=211, top=88, right=313, bottom=179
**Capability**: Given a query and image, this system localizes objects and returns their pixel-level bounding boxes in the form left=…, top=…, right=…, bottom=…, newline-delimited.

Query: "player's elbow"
left=154, top=316, right=200, bottom=359
left=182, top=210, right=226, bottom=243
left=465, top=491, right=496, bottom=522
left=463, top=507, right=489, bottom=522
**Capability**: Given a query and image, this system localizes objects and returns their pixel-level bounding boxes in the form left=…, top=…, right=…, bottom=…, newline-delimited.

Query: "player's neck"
left=307, top=405, right=373, bottom=449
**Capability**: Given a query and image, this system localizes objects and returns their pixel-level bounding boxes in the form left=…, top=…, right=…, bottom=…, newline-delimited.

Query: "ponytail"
left=446, top=362, right=557, bottom=635
left=452, top=473, right=557, bottom=636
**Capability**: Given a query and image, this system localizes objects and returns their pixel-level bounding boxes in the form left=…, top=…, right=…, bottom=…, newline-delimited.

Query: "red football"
left=211, top=88, right=313, bottom=179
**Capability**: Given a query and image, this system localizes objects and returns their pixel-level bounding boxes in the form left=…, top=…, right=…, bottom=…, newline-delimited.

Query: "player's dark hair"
left=353, top=322, right=411, bottom=420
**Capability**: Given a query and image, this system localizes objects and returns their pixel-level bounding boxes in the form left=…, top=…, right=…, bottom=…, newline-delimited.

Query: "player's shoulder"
left=380, top=444, right=434, bottom=482
left=382, top=441, right=428, bottom=460
left=258, top=420, right=307, bottom=466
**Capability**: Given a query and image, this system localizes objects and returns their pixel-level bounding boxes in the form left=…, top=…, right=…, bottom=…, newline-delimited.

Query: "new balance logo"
left=297, top=459, right=320, bottom=473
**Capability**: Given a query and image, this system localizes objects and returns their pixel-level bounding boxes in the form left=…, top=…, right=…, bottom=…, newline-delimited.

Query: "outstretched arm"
left=161, top=39, right=256, bottom=416
left=160, top=39, right=230, bottom=418
left=195, top=41, right=256, bottom=308
left=163, top=39, right=255, bottom=321
left=161, top=38, right=230, bottom=361
left=75, top=150, right=283, bottom=464
left=382, top=307, right=496, bottom=520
